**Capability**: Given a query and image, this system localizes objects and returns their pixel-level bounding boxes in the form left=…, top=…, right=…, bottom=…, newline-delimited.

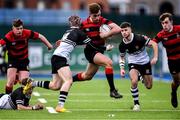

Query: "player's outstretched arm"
left=38, top=34, right=53, bottom=50
left=17, top=103, right=44, bottom=110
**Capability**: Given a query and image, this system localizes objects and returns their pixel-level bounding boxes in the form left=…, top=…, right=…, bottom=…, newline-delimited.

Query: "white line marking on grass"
left=70, top=108, right=180, bottom=112
left=32, top=92, right=40, bottom=96
left=40, top=99, right=168, bottom=103
left=38, top=98, right=47, bottom=103
left=46, top=107, right=58, bottom=113
left=40, top=93, right=146, bottom=96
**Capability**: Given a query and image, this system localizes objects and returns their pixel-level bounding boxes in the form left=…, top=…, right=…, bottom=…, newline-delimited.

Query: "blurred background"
left=0, top=0, right=180, bottom=80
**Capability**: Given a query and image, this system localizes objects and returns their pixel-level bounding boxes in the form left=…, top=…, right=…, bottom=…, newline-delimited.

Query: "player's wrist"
left=119, top=61, right=125, bottom=69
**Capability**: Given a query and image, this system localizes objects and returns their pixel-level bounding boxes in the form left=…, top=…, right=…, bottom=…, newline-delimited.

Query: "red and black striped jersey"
left=0, top=29, right=39, bottom=60
left=81, top=16, right=112, bottom=46
left=153, top=25, right=180, bottom=60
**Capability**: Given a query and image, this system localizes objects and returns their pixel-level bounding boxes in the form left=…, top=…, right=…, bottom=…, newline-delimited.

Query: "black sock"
left=105, top=67, right=115, bottom=91
left=33, top=81, right=50, bottom=89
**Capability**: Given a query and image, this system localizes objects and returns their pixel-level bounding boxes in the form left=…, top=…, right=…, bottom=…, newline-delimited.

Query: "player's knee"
left=131, top=80, right=138, bottom=88
left=49, top=83, right=60, bottom=90
left=106, top=60, right=113, bottom=67
left=84, top=74, right=93, bottom=80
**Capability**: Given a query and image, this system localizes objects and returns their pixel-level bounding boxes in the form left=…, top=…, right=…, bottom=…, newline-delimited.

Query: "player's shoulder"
left=23, top=29, right=31, bottom=33
left=5, top=31, right=14, bottom=40
left=173, top=25, right=180, bottom=31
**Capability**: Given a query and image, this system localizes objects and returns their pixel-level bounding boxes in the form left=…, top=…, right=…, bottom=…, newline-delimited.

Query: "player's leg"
left=93, top=52, right=122, bottom=98
left=5, top=68, right=17, bottom=94
left=55, top=66, right=73, bottom=112
left=168, top=59, right=180, bottom=108
left=171, top=72, right=180, bottom=108
left=33, top=73, right=62, bottom=90
left=141, top=62, right=153, bottom=89
left=129, top=66, right=140, bottom=111
left=17, top=59, right=30, bottom=84
left=73, top=63, right=99, bottom=82
left=18, top=71, right=29, bottom=83
left=143, top=75, right=153, bottom=89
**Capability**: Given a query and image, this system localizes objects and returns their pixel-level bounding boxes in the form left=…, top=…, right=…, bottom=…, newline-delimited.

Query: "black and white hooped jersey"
left=9, top=87, right=30, bottom=109
left=119, top=33, right=151, bottom=65
left=53, top=27, right=91, bottom=61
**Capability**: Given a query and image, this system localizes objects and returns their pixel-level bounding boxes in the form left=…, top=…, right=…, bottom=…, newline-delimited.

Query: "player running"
left=119, top=22, right=158, bottom=111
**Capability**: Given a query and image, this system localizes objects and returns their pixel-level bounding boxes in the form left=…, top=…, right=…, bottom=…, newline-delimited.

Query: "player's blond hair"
left=68, top=15, right=81, bottom=27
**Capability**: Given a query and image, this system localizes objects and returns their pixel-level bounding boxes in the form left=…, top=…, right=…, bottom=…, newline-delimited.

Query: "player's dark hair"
left=120, top=22, right=131, bottom=28
left=12, top=19, right=23, bottom=27
left=89, top=3, right=101, bottom=14
left=159, top=12, right=173, bottom=22
left=68, top=15, right=81, bottom=27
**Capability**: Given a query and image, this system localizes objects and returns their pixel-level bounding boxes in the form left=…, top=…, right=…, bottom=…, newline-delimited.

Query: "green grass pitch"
left=0, top=78, right=179, bottom=120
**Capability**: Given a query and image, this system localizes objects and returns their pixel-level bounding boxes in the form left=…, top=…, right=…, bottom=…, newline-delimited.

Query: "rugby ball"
left=100, top=24, right=111, bottom=33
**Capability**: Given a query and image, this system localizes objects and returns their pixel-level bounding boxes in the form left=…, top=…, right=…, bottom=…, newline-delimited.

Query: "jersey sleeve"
left=102, top=17, right=113, bottom=25
left=24, top=29, right=39, bottom=39
left=141, top=35, right=151, bottom=46
left=152, top=33, right=162, bottom=43
left=29, top=30, right=39, bottom=39
left=80, top=31, right=91, bottom=44
left=119, top=43, right=126, bottom=57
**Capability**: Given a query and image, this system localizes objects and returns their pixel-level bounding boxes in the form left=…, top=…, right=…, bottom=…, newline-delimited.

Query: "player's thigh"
left=7, top=68, right=18, bottom=81
left=93, top=52, right=112, bottom=67
left=18, top=71, right=30, bottom=81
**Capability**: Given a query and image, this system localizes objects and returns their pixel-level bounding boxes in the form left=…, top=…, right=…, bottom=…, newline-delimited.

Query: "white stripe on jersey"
left=128, top=48, right=150, bottom=65
left=53, top=42, right=74, bottom=62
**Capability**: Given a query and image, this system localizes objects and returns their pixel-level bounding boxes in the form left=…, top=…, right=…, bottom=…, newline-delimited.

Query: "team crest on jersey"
left=12, top=42, right=16, bottom=45
left=135, top=46, right=139, bottom=49
left=163, top=38, right=168, bottom=40
left=85, top=28, right=90, bottom=32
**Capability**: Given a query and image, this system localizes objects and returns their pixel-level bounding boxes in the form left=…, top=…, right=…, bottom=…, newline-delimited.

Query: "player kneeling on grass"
left=118, top=22, right=158, bottom=111
left=0, top=78, right=43, bottom=110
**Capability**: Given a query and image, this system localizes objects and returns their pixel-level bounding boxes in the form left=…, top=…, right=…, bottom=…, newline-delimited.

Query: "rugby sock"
left=171, top=82, right=179, bottom=92
left=5, top=86, right=13, bottom=94
left=105, top=67, right=115, bottom=91
left=58, top=91, right=68, bottom=107
left=32, top=81, right=50, bottom=89
left=131, top=87, right=140, bottom=105
left=73, top=72, right=83, bottom=82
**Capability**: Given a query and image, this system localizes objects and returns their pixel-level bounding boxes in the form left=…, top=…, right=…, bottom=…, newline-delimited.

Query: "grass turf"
left=0, top=79, right=179, bottom=120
